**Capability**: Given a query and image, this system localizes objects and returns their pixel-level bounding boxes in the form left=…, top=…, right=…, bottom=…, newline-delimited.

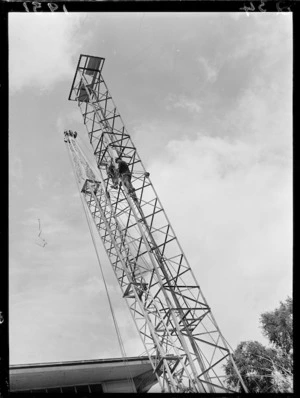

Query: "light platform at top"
left=68, top=55, right=105, bottom=102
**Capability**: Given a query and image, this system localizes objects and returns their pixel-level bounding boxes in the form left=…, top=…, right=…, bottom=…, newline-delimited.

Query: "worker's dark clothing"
left=122, top=173, right=133, bottom=191
left=107, top=163, right=119, bottom=188
left=117, top=160, right=134, bottom=193
left=107, top=164, right=117, bottom=177
left=117, top=160, right=130, bottom=175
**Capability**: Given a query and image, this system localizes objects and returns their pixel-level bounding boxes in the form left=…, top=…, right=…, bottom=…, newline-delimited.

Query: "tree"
left=260, top=296, right=293, bottom=385
left=224, top=341, right=278, bottom=393
left=260, top=296, right=293, bottom=356
left=224, top=297, right=293, bottom=393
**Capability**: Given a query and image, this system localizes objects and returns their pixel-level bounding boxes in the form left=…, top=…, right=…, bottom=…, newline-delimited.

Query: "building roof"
left=10, top=356, right=158, bottom=393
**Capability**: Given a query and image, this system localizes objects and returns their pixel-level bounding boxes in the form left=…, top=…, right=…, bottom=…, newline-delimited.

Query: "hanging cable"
left=71, top=137, right=168, bottom=384
left=65, top=138, right=135, bottom=388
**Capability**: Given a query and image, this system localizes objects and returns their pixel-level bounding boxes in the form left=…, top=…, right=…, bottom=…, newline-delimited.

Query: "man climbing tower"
left=106, top=159, right=119, bottom=189
left=115, top=157, right=135, bottom=194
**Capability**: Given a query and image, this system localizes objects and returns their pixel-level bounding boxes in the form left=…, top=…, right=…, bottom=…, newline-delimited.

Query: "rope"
left=65, top=138, right=135, bottom=389
left=77, top=134, right=101, bottom=174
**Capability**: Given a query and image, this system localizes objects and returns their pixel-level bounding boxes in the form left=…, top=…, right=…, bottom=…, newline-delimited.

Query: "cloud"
left=37, top=173, right=46, bottom=190
left=147, top=131, right=291, bottom=347
left=68, top=275, right=105, bottom=298
left=165, top=93, right=202, bottom=114
left=228, top=13, right=292, bottom=65
left=10, top=192, right=147, bottom=364
left=9, top=251, right=143, bottom=364
left=197, top=56, right=219, bottom=83
left=9, top=13, right=88, bottom=93
left=144, top=55, right=292, bottom=348
left=56, top=109, right=83, bottom=135
left=221, top=82, right=292, bottom=157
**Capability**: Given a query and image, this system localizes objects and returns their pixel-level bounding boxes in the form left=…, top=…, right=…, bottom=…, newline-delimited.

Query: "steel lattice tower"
left=65, top=54, right=247, bottom=393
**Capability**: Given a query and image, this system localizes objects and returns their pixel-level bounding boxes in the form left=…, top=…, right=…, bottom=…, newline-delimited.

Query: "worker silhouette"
left=115, top=157, right=135, bottom=194
left=106, top=159, right=119, bottom=189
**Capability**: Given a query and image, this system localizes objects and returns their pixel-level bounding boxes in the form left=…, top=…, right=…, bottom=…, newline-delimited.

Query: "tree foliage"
left=224, top=341, right=278, bottom=393
left=260, top=296, right=293, bottom=356
left=224, top=297, right=293, bottom=393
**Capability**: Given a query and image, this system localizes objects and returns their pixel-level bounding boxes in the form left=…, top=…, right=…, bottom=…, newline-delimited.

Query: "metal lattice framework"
left=65, top=54, right=248, bottom=393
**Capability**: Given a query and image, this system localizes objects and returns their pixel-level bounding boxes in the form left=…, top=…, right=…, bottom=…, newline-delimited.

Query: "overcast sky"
left=9, top=11, right=292, bottom=378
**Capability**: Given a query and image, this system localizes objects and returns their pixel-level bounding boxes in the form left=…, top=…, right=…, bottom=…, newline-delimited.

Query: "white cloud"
left=197, top=56, right=219, bottom=83
left=68, top=275, right=105, bottom=297
left=229, top=13, right=292, bottom=64
left=165, top=93, right=202, bottom=114
left=9, top=13, right=88, bottom=93
left=152, top=56, right=292, bottom=346
left=223, top=82, right=292, bottom=158
left=37, top=173, right=46, bottom=190
left=148, top=131, right=292, bottom=347
left=9, top=255, right=143, bottom=364
left=56, top=109, right=83, bottom=134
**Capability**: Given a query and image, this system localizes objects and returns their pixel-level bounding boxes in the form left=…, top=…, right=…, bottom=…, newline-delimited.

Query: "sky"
left=9, top=11, right=292, bottom=385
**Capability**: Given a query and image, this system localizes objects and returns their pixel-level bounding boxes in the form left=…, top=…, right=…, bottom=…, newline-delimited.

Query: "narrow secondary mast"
left=66, top=55, right=247, bottom=393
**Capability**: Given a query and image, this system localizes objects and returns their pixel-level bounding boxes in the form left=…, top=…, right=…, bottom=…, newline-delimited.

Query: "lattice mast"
left=65, top=55, right=247, bottom=393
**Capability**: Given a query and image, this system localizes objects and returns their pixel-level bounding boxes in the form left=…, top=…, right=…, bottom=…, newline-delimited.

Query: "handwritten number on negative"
left=276, top=1, right=291, bottom=13
left=240, top=1, right=291, bottom=15
left=258, top=1, right=267, bottom=12
left=32, top=2, right=41, bottom=12
left=23, top=2, right=68, bottom=12
left=23, top=2, right=30, bottom=12
left=239, top=2, right=255, bottom=16
left=48, top=3, right=59, bottom=12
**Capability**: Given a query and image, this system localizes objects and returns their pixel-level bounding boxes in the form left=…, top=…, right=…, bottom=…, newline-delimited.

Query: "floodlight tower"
left=65, top=54, right=247, bottom=393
